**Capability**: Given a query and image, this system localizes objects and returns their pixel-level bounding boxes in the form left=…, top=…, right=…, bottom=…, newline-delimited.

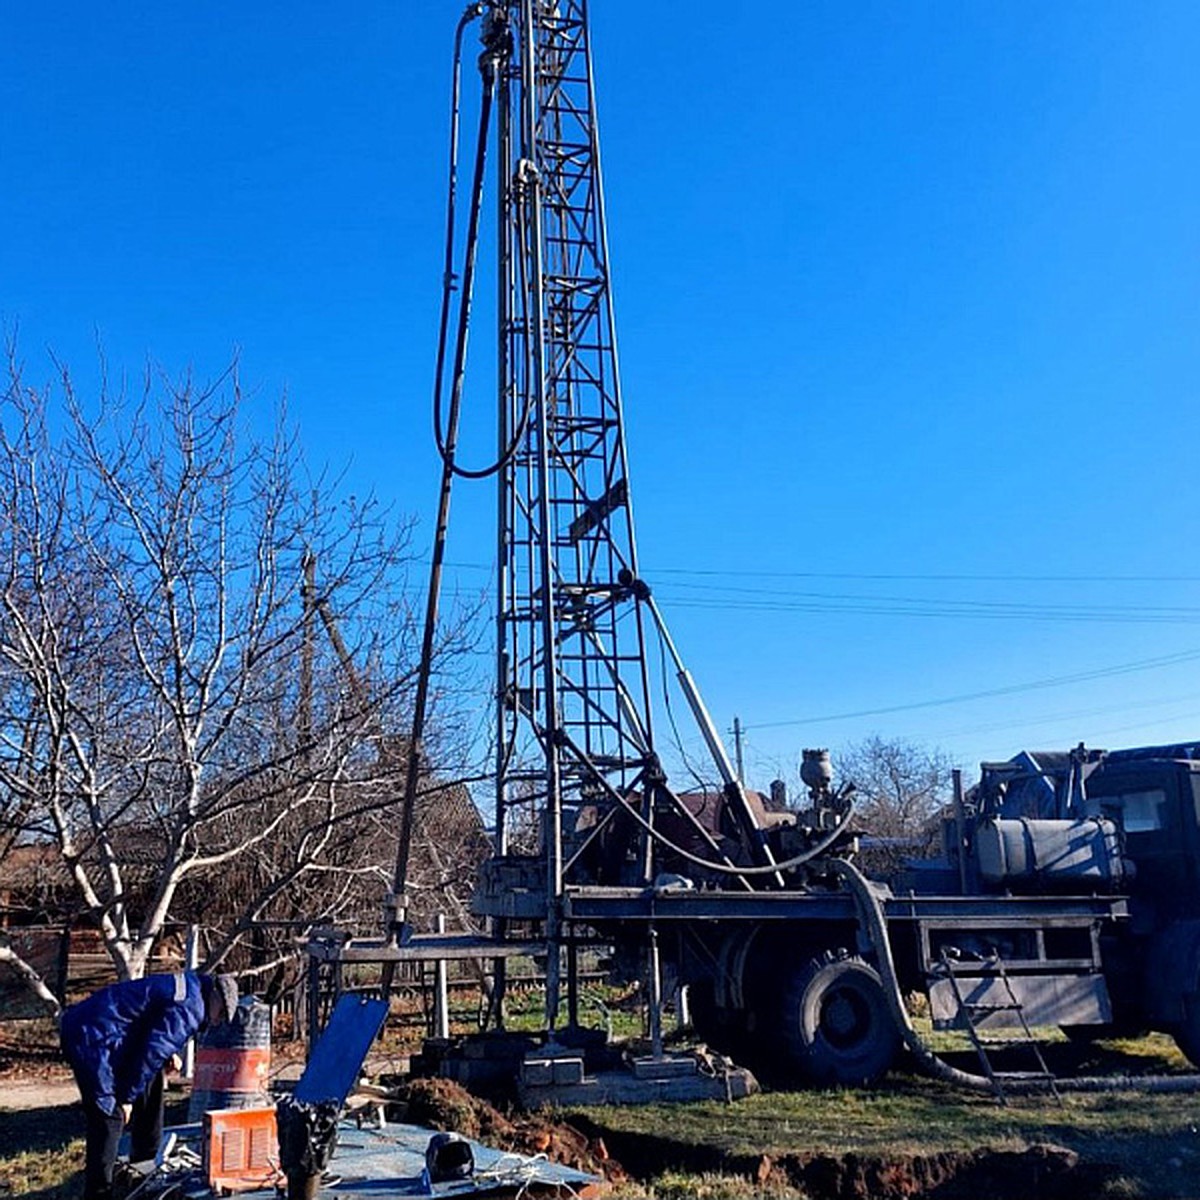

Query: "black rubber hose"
left=830, top=857, right=1200, bottom=1096
left=580, top=783, right=858, bottom=879
left=432, top=8, right=534, bottom=481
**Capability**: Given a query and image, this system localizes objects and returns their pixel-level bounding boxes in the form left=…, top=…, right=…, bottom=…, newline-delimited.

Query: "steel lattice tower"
left=384, top=0, right=777, bottom=1027
left=494, top=0, right=655, bottom=894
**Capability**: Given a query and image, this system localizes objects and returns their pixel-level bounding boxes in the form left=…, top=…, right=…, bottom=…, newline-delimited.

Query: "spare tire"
left=779, top=950, right=900, bottom=1087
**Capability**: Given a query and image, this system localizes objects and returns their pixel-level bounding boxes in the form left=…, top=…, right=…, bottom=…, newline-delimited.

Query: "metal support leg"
left=648, top=926, right=663, bottom=1059
left=567, top=928, right=579, bottom=1030
left=306, top=958, right=321, bottom=1052
left=434, top=914, right=450, bottom=1040
left=675, top=983, right=691, bottom=1033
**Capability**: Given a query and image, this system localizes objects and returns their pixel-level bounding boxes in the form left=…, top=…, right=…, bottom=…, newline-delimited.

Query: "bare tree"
left=834, top=735, right=955, bottom=872
left=0, top=347, right=477, bottom=984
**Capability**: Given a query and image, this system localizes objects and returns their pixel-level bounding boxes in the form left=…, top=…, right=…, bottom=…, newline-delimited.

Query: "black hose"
left=593, top=784, right=857, bottom=879
left=432, top=6, right=534, bottom=481
left=830, top=857, right=1200, bottom=1096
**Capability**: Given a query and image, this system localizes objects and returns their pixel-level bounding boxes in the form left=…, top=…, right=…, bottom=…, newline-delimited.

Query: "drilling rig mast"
left=493, top=0, right=655, bottom=930
left=370, top=0, right=790, bottom=1033
left=470, top=0, right=787, bottom=1028
left=324, top=0, right=842, bottom=1062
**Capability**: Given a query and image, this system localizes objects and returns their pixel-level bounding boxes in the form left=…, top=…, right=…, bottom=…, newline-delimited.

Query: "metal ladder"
left=937, top=948, right=1061, bottom=1105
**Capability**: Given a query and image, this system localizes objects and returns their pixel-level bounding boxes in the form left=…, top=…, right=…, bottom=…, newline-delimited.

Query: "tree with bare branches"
left=0, top=347, right=482, bottom=992
left=836, top=735, right=956, bottom=873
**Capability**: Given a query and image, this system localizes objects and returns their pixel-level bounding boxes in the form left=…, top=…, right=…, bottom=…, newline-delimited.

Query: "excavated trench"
left=393, top=1078, right=1120, bottom=1199
left=563, top=1114, right=1117, bottom=1199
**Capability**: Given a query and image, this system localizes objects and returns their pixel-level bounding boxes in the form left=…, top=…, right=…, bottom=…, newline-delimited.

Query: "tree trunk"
left=0, top=934, right=62, bottom=1017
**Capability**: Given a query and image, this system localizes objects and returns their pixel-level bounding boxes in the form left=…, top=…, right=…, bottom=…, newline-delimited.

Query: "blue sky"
left=3, top=3, right=1199, bottom=792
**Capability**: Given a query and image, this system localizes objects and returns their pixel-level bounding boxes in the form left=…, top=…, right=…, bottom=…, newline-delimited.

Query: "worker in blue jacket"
left=60, top=971, right=239, bottom=1200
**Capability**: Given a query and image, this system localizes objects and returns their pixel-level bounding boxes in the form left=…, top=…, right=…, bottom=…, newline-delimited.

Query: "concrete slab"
left=316, top=1120, right=604, bottom=1197
left=518, top=1063, right=758, bottom=1108
left=629, top=1055, right=703, bottom=1080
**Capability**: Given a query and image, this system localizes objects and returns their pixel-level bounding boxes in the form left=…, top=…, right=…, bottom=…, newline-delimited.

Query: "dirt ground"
left=6, top=1018, right=1200, bottom=1199
left=0, top=1019, right=77, bottom=1110
left=393, top=1077, right=1105, bottom=1199
left=396, top=1076, right=629, bottom=1183
left=0, top=1077, right=78, bottom=1111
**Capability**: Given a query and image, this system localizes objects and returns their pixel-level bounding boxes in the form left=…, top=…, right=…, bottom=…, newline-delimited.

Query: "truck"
left=312, top=1, right=1200, bottom=1098
left=469, top=741, right=1200, bottom=1088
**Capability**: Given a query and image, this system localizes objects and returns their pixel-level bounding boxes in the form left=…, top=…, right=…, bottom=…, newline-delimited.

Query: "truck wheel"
left=780, top=950, right=899, bottom=1087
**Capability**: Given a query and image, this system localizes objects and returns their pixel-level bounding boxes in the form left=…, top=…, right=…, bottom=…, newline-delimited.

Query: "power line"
left=442, top=561, right=1200, bottom=624
left=663, top=582, right=1200, bottom=615
left=661, top=593, right=1200, bottom=625
left=926, top=691, right=1200, bottom=742
left=745, top=647, right=1200, bottom=730
left=442, top=560, right=1200, bottom=584
left=651, top=567, right=1200, bottom=584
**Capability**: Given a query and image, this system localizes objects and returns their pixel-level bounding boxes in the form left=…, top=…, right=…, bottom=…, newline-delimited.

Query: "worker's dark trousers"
left=77, top=1071, right=165, bottom=1199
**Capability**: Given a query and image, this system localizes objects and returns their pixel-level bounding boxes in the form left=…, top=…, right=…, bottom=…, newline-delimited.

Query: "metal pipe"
left=648, top=925, right=663, bottom=1059
left=434, top=914, right=450, bottom=1040
left=517, top=0, right=564, bottom=1032
left=952, top=768, right=968, bottom=894
left=388, top=3, right=495, bottom=946
left=644, top=592, right=782, bottom=881
left=183, top=924, right=199, bottom=1080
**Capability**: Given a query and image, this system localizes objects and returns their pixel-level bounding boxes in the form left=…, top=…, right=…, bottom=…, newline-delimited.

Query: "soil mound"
left=396, top=1081, right=1113, bottom=1198
left=395, top=1077, right=626, bottom=1183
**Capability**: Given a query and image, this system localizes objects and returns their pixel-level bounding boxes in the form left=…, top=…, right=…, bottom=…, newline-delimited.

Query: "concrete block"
left=551, top=1057, right=585, bottom=1085
left=630, top=1055, right=699, bottom=1080
left=521, top=1058, right=554, bottom=1087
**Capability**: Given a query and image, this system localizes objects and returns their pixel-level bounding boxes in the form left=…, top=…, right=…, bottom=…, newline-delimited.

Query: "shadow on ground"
left=930, top=1038, right=1187, bottom=1081
left=0, top=1103, right=82, bottom=1159
left=0, top=1102, right=83, bottom=1200
left=7, top=1181, right=81, bottom=1200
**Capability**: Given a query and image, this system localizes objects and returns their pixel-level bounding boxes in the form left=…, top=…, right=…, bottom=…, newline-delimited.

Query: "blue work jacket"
left=61, top=972, right=211, bottom=1115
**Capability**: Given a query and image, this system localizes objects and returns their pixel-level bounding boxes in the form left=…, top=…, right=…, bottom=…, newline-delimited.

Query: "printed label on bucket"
left=194, top=1046, right=270, bottom=1092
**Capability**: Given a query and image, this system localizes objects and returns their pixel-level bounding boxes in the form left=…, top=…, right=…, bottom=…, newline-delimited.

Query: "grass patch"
left=567, top=1078, right=1200, bottom=1198
left=0, top=1094, right=194, bottom=1200
left=0, top=1104, right=83, bottom=1199
left=618, top=1170, right=806, bottom=1199
left=0, top=1144, right=82, bottom=1200
left=570, top=1080, right=1200, bottom=1155
left=498, top=982, right=645, bottom=1042
left=5, top=1017, right=1200, bottom=1199
left=914, top=1019, right=1192, bottom=1074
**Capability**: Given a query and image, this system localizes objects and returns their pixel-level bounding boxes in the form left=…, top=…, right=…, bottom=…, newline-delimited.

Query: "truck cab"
left=1084, top=755, right=1200, bottom=923
left=964, top=744, right=1200, bottom=1058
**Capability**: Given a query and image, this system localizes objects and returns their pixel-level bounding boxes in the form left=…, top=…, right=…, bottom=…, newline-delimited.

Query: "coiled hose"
left=829, top=857, right=1200, bottom=1095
